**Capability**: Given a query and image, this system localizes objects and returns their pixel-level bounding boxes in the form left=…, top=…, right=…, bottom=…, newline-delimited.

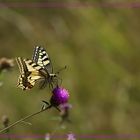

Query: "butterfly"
left=16, top=46, right=58, bottom=90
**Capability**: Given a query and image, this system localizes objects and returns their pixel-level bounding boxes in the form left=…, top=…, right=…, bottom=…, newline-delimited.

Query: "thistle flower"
left=2, top=115, right=10, bottom=135
left=50, top=86, right=69, bottom=107
left=60, top=103, right=72, bottom=110
left=2, top=115, right=9, bottom=128
left=60, top=103, right=72, bottom=123
left=67, top=133, right=76, bottom=140
left=0, top=57, right=14, bottom=72
left=45, top=133, right=50, bottom=140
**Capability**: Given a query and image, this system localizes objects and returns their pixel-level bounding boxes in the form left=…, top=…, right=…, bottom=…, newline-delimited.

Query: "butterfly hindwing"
left=16, top=57, right=29, bottom=90
left=16, top=57, right=44, bottom=90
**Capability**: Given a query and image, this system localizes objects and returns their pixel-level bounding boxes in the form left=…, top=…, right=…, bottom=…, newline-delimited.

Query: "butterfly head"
left=49, top=66, right=67, bottom=87
left=50, top=73, right=57, bottom=78
left=47, top=73, right=61, bottom=89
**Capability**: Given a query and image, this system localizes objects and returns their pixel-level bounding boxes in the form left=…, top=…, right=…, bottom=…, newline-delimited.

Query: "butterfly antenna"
left=55, top=65, right=67, bottom=75
left=57, top=76, right=62, bottom=86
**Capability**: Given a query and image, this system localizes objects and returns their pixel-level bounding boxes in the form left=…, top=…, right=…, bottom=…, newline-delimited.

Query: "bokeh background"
left=0, top=1, right=140, bottom=140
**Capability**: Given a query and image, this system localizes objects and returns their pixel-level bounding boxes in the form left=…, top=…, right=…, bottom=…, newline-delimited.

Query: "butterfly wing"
left=32, top=46, right=53, bottom=74
left=16, top=57, right=45, bottom=90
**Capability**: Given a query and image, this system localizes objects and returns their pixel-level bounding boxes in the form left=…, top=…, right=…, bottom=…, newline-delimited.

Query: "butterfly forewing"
left=32, top=46, right=53, bottom=74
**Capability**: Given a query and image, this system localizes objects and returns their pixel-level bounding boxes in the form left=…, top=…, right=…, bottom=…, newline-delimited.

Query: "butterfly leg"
left=39, top=80, right=47, bottom=89
left=49, top=83, right=54, bottom=90
left=53, top=78, right=61, bottom=87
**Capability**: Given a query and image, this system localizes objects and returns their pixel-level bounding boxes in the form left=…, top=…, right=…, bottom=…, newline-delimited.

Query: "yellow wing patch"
left=16, top=57, right=44, bottom=90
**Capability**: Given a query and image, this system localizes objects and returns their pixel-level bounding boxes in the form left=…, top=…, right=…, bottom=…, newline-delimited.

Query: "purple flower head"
left=60, top=103, right=72, bottom=110
left=67, top=133, right=76, bottom=140
left=45, top=133, right=50, bottom=140
left=60, top=103, right=72, bottom=123
left=50, top=86, right=69, bottom=106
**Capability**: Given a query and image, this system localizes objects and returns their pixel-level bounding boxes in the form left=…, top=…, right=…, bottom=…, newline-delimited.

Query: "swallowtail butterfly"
left=16, top=46, right=57, bottom=90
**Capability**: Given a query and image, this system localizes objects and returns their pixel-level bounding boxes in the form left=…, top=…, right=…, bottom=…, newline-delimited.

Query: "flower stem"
left=0, top=105, right=52, bottom=133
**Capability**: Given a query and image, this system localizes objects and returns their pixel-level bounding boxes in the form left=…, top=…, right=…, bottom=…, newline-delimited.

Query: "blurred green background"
left=0, top=1, right=140, bottom=140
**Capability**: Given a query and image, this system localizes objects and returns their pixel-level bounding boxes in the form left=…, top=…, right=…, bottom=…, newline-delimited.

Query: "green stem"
left=0, top=105, right=52, bottom=133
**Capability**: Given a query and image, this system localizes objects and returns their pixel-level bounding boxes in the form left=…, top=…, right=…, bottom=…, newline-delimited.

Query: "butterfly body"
left=38, top=69, right=57, bottom=89
left=16, top=46, right=57, bottom=90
